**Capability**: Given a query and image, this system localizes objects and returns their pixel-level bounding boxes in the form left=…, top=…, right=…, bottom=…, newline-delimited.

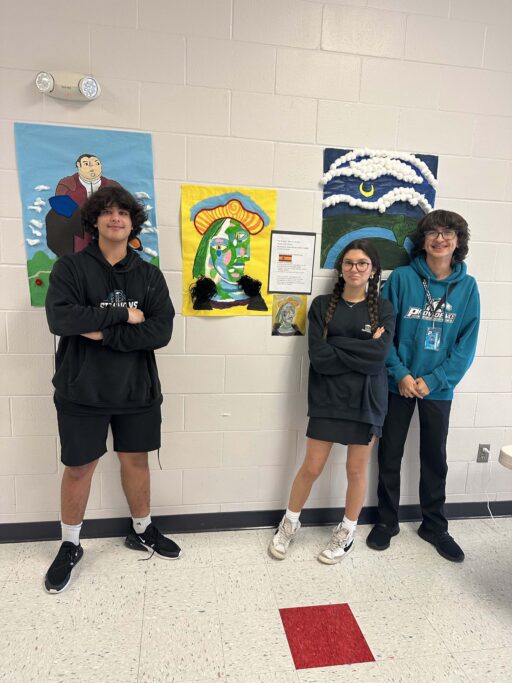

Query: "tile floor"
left=0, top=517, right=511, bottom=682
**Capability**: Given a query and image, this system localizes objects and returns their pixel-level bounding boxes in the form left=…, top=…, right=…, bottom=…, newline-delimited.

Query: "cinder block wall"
left=0, top=0, right=511, bottom=524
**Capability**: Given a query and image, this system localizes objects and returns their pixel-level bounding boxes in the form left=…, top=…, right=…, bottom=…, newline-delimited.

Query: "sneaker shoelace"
left=137, top=524, right=159, bottom=561
left=53, top=543, right=79, bottom=570
left=275, top=518, right=295, bottom=546
left=325, top=525, right=350, bottom=553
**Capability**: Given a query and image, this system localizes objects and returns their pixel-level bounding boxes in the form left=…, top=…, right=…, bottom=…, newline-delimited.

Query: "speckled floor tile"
left=0, top=568, right=145, bottom=632
left=210, top=529, right=267, bottom=565
left=0, top=541, right=22, bottom=570
left=227, top=673, right=299, bottom=682
left=454, top=647, right=512, bottom=682
left=1, top=518, right=511, bottom=683
left=267, top=559, right=354, bottom=608
left=350, top=598, right=450, bottom=661
left=378, top=654, right=468, bottom=682
left=77, top=536, right=150, bottom=576
left=138, top=613, right=224, bottom=682
left=47, top=621, right=142, bottom=683
left=165, top=532, right=213, bottom=566
left=214, top=563, right=276, bottom=613
left=389, top=553, right=483, bottom=598
left=420, top=592, right=512, bottom=652
left=145, top=564, right=218, bottom=614
left=0, top=628, right=55, bottom=683
left=220, top=609, right=295, bottom=677
left=297, top=660, right=389, bottom=682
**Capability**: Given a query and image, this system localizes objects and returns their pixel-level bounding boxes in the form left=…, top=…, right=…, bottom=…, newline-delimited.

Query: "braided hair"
left=323, top=239, right=382, bottom=338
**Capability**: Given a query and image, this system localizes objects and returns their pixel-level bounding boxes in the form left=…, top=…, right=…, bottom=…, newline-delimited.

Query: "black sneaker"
left=417, top=525, right=465, bottom=563
left=44, top=541, right=83, bottom=594
left=125, top=523, right=182, bottom=560
left=366, top=523, right=400, bottom=550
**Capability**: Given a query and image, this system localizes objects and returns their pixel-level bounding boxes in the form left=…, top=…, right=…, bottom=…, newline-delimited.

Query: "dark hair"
left=410, top=209, right=469, bottom=262
left=76, top=153, right=99, bottom=166
left=81, top=186, right=147, bottom=240
left=323, top=239, right=382, bottom=337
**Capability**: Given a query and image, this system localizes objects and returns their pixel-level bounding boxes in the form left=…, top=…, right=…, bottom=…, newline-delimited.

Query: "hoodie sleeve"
left=45, top=257, right=129, bottom=335
left=308, top=297, right=353, bottom=375
left=308, top=297, right=393, bottom=376
left=381, top=271, right=413, bottom=383
left=422, top=279, right=480, bottom=393
left=101, top=269, right=174, bottom=352
left=327, top=298, right=395, bottom=374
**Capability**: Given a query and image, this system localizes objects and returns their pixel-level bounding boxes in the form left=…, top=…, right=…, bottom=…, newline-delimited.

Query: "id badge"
left=424, top=327, right=441, bottom=352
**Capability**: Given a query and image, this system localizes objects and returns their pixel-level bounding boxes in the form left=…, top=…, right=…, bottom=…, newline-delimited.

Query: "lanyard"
left=421, top=279, right=457, bottom=322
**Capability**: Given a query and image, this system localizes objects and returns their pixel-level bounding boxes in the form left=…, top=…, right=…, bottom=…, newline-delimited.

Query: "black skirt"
left=306, top=417, right=381, bottom=445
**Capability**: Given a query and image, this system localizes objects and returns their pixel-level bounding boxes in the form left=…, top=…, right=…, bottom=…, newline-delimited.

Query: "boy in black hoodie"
left=44, top=186, right=181, bottom=593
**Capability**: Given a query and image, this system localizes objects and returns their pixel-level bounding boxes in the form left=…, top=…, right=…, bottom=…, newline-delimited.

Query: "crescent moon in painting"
left=359, top=182, right=375, bottom=198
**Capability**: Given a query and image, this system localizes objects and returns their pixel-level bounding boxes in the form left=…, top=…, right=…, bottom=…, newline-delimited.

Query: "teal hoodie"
left=382, top=256, right=480, bottom=400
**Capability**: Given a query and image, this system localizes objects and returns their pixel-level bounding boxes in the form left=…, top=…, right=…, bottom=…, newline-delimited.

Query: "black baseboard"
left=1, top=500, right=511, bottom=544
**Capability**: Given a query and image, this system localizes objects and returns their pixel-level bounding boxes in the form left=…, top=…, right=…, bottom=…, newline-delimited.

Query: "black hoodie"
left=45, top=241, right=174, bottom=413
left=308, top=295, right=395, bottom=427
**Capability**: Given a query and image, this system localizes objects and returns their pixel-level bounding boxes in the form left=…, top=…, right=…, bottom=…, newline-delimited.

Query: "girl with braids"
left=269, top=239, right=395, bottom=564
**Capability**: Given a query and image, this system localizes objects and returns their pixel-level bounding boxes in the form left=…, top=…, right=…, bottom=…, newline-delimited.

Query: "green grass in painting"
left=321, top=213, right=417, bottom=270
left=27, top=251, right=56, bottom=307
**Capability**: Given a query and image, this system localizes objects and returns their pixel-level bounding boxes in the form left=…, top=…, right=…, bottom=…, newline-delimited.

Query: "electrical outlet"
left=477, top=444, right=490, bottom=463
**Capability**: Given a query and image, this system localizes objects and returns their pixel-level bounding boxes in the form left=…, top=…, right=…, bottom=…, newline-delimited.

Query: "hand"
left=415, top=377, right=430, bottom=398
left=398, top=374, right=423, bottom=399
left=81, top=331, right=103, bottom=341
left=372, top=326, right=385, bottom=340
left=127, top=308, right=145, bottom=324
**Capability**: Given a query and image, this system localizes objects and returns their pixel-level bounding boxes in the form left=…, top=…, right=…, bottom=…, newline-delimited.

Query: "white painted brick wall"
left=0, top=0, right=510, bottom=525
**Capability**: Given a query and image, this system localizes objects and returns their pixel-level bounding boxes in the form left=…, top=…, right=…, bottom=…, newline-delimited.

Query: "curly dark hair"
left=410, top=209, right=469, bottom=262
left=323, top=238, right=382, bottom=337
left=81, top=186, right=147, bottom=240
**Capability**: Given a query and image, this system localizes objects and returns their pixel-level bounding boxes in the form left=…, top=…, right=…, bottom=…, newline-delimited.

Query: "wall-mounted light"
left=35, top=71, right=101, bottom=101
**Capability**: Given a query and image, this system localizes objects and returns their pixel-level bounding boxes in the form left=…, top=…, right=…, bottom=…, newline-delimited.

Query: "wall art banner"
left=181, top=184, right=276, bottom=316
left=14, top=122, right=158, bottom=306
left=321, top=147, right=438, bottom=272
left=271, top=294, right=307, bottom=337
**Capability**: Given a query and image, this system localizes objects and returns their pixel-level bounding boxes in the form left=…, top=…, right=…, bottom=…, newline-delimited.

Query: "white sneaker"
left=268, top=516, right=300, bottom=560
left=318, top=524, right=354, bottom=564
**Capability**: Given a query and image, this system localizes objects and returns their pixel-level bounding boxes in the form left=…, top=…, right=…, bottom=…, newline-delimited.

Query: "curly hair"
left=410, top=209, right=469, bottom=262
left=323, top=239, right=382, bottom=337
left=81, top=186, right=147, bottom=241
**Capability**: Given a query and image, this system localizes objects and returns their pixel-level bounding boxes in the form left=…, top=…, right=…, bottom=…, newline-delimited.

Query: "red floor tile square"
left=279, top=603, right=374, bottom=670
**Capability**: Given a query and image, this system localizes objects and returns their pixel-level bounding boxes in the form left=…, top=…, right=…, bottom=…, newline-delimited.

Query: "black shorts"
left=57, top=404, right=162, bottom=467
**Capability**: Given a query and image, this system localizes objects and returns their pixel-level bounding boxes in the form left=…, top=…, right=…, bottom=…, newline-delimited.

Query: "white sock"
left=285, top=508, right=301, bottom=528
left=132, top=514, right=151, bottom=534
left=61, top=521, right=82, bottom=546
left=342, top=515, right=357, bottom=537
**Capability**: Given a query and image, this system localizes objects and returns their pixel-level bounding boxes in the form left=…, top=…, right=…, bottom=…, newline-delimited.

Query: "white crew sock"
left=61, top=521, right=82, bottom=546
left=341, top=515, right=357, bottom=537
left=285, top=508, right=301, bottom=528
left=132, top=514, right=152, bottom=534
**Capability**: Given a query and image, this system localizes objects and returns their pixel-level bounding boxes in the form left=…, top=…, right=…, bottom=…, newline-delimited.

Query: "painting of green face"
left=207, top=219, right=251, bottom=300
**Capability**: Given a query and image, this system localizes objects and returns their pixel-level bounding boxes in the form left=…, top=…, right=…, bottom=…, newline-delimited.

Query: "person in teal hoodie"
left=366, top=209, right=480, bottom=563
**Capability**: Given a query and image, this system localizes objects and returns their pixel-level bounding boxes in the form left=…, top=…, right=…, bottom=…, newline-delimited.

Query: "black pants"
left=377, top=392, right=452, bottom=534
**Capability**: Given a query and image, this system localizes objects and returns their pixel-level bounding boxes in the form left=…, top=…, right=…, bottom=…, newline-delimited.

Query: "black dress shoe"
left=417, top=525, right=465, bottom=563
left=366, top=523, right=400, bottom=550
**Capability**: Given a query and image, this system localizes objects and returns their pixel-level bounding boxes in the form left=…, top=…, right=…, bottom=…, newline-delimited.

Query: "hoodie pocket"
left=62, top=345, right=154, bottom=406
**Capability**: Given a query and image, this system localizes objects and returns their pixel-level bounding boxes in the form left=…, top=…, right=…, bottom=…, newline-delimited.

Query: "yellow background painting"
left=181, top=184, right=276, bottom=316
left=271, top=295, right=307, bottom=336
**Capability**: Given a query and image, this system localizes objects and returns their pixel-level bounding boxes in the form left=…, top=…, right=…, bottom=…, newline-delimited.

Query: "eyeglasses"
left=341, top=260, right=371, bottom=272
left=425, top=229, right=457, bottom=240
